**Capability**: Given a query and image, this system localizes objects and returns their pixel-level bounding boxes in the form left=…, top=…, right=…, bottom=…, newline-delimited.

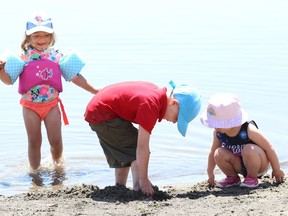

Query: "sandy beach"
left=0, top=174, right=286, bottom=216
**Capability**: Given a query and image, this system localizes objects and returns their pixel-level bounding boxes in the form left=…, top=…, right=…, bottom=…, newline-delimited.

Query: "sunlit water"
left=0, top=0, right=288, bottom=196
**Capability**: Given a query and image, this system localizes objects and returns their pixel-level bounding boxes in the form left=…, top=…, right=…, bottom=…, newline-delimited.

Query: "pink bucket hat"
left=200, top=93, right=248, bottom=128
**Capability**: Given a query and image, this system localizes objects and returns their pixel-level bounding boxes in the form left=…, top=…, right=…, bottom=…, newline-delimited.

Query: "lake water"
left=0, top=0, right=288, bottom=196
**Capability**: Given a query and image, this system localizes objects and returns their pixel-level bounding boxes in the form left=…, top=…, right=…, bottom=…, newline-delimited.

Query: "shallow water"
left=0, top=0, right=288, bottom=196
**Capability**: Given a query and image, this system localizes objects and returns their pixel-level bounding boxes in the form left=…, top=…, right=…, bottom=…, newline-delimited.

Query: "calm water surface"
left=0, top=0, right=288, bottom=196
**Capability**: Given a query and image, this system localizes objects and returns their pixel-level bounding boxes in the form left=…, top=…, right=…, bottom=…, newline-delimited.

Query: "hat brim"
left=200, top=109, right=248, bottom=128
left=177, top=111, right=188, bottom=137
left=26, top=26, right=54, bottom=36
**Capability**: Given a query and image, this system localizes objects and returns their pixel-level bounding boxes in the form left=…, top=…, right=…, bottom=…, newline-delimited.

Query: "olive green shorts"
left=89, top=118, right=138, bottom=168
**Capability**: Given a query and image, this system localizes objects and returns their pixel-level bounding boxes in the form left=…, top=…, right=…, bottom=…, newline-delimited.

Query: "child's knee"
left=242, top=143, right=263, bottom=156
left=214, top=147, right=229, bottom=158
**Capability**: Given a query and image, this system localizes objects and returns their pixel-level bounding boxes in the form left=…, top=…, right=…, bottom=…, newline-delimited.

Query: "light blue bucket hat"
left=169, top=80, right=201, bottom=137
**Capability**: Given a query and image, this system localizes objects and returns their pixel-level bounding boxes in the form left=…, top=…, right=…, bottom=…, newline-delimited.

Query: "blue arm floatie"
left=59, top=51, right=85, bottom=81
left=4, top=54, right=25, bottom=84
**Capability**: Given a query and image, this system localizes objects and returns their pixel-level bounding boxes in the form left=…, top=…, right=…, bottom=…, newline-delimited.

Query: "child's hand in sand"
left=207, top=174, right=215, bottom=187
left=272, top=169, right=285, bottom=184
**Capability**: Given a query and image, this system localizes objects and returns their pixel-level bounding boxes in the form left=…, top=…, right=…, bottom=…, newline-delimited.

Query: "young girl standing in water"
left=0, top=11, right=99, bottom=170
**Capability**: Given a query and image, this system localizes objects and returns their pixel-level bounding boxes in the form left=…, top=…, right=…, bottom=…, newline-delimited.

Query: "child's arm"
left=0, top=61, right=12, bottom=85
left=136, top=125, right=154, bottom=196
left=207, top=130, right=221, bottom=185
left=71, top=74, right=100, bottom=94
left=248, top=124, right=285, bottom=182
left=1, top=54, right=25, bottom=85
left=59, top=51, right=99, bottom=94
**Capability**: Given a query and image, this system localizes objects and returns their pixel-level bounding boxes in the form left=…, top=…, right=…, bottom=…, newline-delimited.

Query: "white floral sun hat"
left=200, top=93, right=248, bottom=128
left=26, top=11, right=54, bottom=36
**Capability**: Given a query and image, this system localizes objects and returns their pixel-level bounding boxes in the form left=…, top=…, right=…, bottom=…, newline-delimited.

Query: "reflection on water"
left=28, top=166, right=66, bottom=189
left=0, top=163, right=67, bottom=196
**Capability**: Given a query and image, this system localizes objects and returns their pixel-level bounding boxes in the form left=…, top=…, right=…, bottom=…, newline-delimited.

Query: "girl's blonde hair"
left=21, top=33, right=56, bottom=51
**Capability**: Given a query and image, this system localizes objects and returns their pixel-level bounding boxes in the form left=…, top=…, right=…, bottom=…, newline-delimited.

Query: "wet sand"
left=0, top=175, right=287, bottom=216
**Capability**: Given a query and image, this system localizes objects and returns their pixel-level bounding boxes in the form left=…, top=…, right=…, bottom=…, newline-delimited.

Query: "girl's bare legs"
left=44, top=105, right=63, bottom=166
left=242, top=144, right=269, bottom=177
left=214, top=147, right=242, bottom=176
left=23, top=107, right=42, bottom=170
left=23, top=105, right=63, bottom=170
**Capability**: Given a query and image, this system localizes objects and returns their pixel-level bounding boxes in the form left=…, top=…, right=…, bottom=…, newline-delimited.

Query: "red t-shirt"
left=84, top=81, right=167, bottom=134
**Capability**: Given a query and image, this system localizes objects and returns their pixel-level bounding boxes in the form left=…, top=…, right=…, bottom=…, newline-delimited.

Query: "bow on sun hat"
left=26, top=11, right=54, bottom=36
left=169, top=80, right=201, bottom=137
left=200, top=93, right=248, bottom=128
